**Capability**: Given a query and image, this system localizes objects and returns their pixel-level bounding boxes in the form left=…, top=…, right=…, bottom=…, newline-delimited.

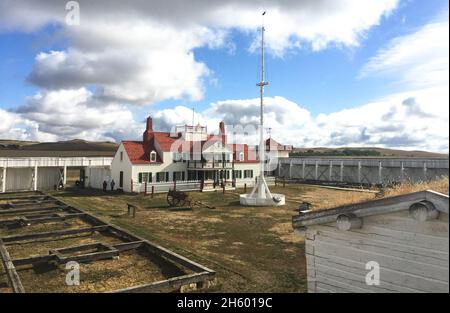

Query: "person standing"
left=102, top=180, right=107, bottom=192
left=110, top=179, right=115, bottom=191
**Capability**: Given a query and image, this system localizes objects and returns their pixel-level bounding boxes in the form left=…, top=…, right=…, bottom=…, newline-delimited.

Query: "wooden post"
left=314, top=161, right=318, bottom=180
left=357, top=161, right=362, bottom=184
left=151, top=185, right=154, bottom=198
left=329, top=160, right=333, bottom=181
left=302, top=160, right=305, bottom=180
left=144, top=181, right=147, bottom=196
left=400, top=161, right=405, bottom=181
left=63, top=164, right=67, bottom=186
left=173, top=180, right=176, bottom=191
left=244, top=183, right=247, bottom=193
left=378, top=161, right=383, bottom=184
left=409, top=201, right=439, bottom=222
left=336, top=214, right=362, bottom=231
left=33, top=164, right=38, bottom=191
left=1, top=167, right=6, bottom=193
left=200, top=179, right=204, bottom=192
left=222, top=184, right=225, bottom=194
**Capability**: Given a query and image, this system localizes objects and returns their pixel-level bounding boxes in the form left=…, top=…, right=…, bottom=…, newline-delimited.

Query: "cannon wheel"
left=167, top=190, right=187, bottom=207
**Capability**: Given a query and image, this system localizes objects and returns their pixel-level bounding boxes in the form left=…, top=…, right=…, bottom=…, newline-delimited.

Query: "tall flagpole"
left=256, top=11, right=269, bottom=198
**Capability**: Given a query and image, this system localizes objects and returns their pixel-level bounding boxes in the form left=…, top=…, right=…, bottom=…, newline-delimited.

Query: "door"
left=119, top=171, right=123, bottom=188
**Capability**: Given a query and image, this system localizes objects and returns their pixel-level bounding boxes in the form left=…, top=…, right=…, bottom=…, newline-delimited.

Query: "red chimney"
left=219, top=121, right=226, bottom=145
left=143, top=116, right=153, bottom=148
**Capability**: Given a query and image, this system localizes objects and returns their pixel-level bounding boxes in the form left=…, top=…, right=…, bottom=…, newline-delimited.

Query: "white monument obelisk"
left=240, top=12, right=285, bottom=207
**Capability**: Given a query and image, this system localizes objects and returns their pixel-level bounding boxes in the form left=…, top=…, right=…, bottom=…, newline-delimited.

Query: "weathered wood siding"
left=306, top=210, right=449, bottom=293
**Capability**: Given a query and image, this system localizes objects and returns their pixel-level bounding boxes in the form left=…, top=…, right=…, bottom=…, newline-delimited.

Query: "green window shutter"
left=182, top=172, right=185, bottom=181
left=148, top=173, right=152, bottom=182
left=165, top=172, right=169, bottom=182
left=138, top=173, right=143, bottom=183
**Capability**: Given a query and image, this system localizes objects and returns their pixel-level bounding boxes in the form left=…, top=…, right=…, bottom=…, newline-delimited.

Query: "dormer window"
left=239, top=152, right=244, bottom=161
left=150, top=150, right=157, bottom=162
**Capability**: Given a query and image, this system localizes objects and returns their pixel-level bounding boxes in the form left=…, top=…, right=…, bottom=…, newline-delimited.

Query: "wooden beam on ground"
left=0, top=194, right=47, bottom=201
left=0, top=238, right=25, bottom=293
left=12, top=254, right=57, bottom=267
left=112, top=272, right=215, bottom=293
left=0, top=205, right=65, bottom=216
left=1, top=225, right=109, bottom=243
left=112, top=241, right=144, bottom=252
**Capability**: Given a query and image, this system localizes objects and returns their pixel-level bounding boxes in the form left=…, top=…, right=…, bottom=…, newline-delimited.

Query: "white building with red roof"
left=111, top=116, right=291, bottom=192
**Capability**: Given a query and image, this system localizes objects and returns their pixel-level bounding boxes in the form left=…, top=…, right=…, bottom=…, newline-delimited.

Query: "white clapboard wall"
left=305, top=209, right=449, bottom=293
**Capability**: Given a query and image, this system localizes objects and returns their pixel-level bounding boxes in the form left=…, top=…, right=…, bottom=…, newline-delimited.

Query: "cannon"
left=166, top=189, right=192, bottom=207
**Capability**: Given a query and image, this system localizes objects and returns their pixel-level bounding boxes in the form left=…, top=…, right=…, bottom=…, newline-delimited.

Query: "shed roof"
left=292, top=190, right=449, bottom=230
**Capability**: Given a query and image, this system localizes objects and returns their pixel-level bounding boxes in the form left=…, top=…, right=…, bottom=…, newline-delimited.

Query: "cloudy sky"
left=0, top=0, right=448, bottom=152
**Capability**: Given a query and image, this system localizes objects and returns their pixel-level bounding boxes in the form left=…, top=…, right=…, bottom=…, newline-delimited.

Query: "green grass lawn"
left=49, top=184, right=374, bottom=292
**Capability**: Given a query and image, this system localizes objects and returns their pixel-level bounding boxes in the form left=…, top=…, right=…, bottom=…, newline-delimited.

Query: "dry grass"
left=16, top=249, right=185, bottom=293
left=384, top=176, right=449, bottom=197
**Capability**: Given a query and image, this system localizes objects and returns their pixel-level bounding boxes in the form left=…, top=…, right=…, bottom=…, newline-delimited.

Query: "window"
left=156, top=172, right=167, bottom=182
left=173, top=152, right=182, bottom=162
left=173, top=171, right=184, bottom=181
left=150, top=151, right=157, bottom=162
left=244, top=170, right=253, bottom=178
left=182, top=152, right=190, bottom=162
left=233, top=170, right=242, bottom=179
left=239, top=152, right=244, bottom=161
left=120, top=151, right=123, bottom=161
left=139, top=172, right=153, bottom=183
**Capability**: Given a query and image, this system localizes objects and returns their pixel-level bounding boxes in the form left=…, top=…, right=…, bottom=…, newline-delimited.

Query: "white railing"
left=133, top=180, right=202, bottom=194
left=131, top=177, right=276, bottom=194
left=0, top=157, right=114, bottom=168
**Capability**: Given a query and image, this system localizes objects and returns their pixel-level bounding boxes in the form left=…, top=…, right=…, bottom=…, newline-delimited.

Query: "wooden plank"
left=314, top=262, right=409, bottom=293
left=313, top=226, right=448, bottom=267
left=0, top=205, right=63, bottom=216
left=0, top=238, right=25, bottom=293
left=312, top=238, right=448, bottom=282
left=1, top=225, right=109, bottom=243
left=112, top=271, right=214, bottom=293
left=362, top=211, right=449, bottom=238
left=12, top=254, right=56, bottom=267
left=311, top=253, right=448, bottom=293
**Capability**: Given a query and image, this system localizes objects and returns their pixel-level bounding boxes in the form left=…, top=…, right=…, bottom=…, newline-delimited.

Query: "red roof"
left=229, top=144, right=259, bottom=163
left=122, top=141, right=162, bottom=164
left=265, top=138, right=292, bottom=151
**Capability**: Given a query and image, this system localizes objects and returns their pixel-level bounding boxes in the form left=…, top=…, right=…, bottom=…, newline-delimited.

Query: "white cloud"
left=360, top=16, right=449, bottom=89
left=1, top=1, right=447, bottom=153
left=0, top=0, right=399, bottom=106
left=142, top=88, right=449, bottom=153
left=13, top=88, right=144, bottom=142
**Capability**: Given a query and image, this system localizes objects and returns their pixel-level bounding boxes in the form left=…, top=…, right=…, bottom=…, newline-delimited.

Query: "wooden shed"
left=292, top=190, right=449, bottom=293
